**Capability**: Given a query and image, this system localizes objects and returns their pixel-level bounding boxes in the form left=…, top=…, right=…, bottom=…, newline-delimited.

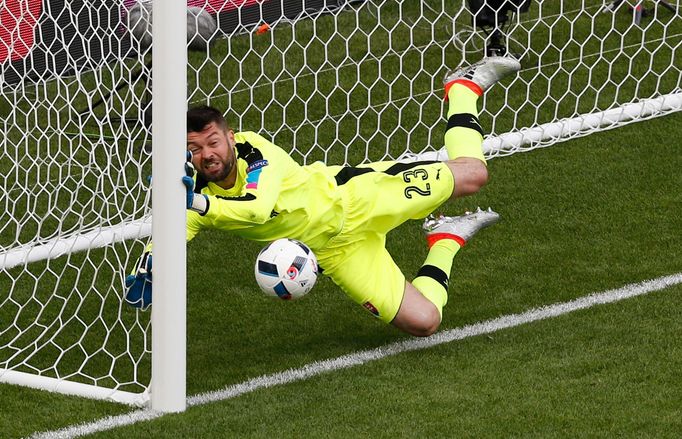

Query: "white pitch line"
left=30, top=272, right=682, bottom=439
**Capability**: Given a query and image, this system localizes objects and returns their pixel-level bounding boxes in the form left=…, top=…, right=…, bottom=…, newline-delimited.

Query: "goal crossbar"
left=407, top=91, right=682, bottom=161
left=486, top=91, right=682, bottom=156
left=0, top=218, right=152, bottom=271
left=0, top=369, right=149, bottom=406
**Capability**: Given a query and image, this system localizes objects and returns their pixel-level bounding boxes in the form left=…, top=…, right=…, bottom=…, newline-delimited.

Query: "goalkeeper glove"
left=182, top=151, right=209, bottom=214
left=124, top=251, right=153, bottom=310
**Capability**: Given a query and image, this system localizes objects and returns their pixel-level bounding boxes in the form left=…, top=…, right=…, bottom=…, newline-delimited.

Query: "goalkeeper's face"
left=187, top=122, right=237, bottom=187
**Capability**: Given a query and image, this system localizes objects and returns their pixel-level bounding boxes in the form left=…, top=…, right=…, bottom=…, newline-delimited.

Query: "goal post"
left=150, top=0, right=187, bottom=413
left=0, top=0, right=189, bottom=410
left=0, top=0, right=680, bottom=409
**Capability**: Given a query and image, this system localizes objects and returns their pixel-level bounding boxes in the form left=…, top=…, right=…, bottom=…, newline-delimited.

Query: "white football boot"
left=423, top=208, right=500, bottom=244
left=443, top=56, right=521, bottom=96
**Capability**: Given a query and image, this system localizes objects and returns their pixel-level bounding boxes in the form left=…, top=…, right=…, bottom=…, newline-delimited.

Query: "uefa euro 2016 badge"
left=246, top=160, right=268, bottom=189
left=246, top=159, right=268, bottom=173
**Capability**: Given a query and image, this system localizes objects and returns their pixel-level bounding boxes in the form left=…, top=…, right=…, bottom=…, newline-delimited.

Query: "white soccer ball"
left=254, top=239, right=318, bottom=300
left=126, top=1, right=153, bottom=52
left=187, top=6, right=217, bottom=51
left=126, top=3, right=217, bottom=53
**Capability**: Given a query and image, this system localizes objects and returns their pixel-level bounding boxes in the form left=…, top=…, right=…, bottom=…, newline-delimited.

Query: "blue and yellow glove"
left=124, top=251, right=153, bottom=310
left=125, top=152, right=206, bottom=309
left=182, top=151, right=209, bottom=214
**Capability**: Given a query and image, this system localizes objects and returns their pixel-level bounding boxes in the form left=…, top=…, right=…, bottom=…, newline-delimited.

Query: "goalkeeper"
left=126, top=56, right=521, bottom=337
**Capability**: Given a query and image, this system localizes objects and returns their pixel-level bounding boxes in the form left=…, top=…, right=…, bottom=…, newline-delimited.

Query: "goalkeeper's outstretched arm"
left=124, top=154, right=201, bottom=310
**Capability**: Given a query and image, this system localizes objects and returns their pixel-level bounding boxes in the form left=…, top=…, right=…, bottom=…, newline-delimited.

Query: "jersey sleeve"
left=202, top=132, right=288, bottom=228
left=186, top=211, right=203, bottom=241
left=141, top=212, right=202, bottom=260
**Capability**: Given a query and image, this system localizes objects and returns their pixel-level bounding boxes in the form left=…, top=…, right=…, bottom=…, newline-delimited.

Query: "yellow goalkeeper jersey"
left=187, top=131, right=345, bottom=250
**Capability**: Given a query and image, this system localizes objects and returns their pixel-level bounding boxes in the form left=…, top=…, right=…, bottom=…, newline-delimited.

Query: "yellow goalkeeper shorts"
left=316, top=160, right=454, bottom=323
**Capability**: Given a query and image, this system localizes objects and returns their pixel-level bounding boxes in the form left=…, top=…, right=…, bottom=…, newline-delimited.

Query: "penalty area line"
left=30, top=272, right=682, bottom=439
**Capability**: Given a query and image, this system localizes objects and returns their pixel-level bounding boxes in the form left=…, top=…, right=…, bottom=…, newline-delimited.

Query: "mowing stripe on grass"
left=30, top=272, right=682, bottom=439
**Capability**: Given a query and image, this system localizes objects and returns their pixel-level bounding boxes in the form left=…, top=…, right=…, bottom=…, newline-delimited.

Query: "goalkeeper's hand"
left=124, top=251, right=153, bottom=310
left=182, top=151, right=209, bottom=215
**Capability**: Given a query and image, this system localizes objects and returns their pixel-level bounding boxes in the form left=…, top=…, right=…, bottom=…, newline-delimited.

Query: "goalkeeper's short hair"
left=187, top=105, right=230, bottom=134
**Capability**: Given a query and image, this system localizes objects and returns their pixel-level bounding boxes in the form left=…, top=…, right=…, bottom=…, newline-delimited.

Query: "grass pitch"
left=3, top=107, right=681, bottom=439
left=1, top=0, right=681, bottom=437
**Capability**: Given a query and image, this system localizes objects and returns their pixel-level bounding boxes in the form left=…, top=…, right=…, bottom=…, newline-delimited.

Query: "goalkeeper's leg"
left=442, top=56, right=521, bottom=198
left=391, top=208, right=500, bottom=336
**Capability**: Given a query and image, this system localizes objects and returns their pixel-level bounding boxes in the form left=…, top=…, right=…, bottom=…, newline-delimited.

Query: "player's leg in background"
left=443, top=57, right=521, bottom=198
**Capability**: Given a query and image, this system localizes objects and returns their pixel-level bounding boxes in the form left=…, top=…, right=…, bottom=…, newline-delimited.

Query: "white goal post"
left=149, top=0, right=187, bottom=413
left=1, top=0, right=680, bottom=410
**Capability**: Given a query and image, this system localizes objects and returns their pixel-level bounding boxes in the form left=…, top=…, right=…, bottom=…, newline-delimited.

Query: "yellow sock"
left=412, top=238, right=461, bottom=318
left=444, top=83, right=486, bottom=163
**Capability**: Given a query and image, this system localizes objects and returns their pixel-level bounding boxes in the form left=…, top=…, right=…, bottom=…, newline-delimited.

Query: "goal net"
left=1, top=0, right=680, bottom=407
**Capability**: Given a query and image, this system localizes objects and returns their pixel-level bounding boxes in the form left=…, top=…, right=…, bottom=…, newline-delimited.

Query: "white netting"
left=189, top=0, right=680, bottom=163
left=0, top=0, right=680, bottom=405
left=1, top=0, right=153, bottom=403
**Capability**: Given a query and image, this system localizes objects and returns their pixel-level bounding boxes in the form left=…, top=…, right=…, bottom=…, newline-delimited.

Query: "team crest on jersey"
left=362, top=301, right=380, bottom=317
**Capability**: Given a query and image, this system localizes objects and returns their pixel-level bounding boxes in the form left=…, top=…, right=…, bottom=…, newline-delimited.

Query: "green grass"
left=1, top=0, right=682, bottom=437
left=3, top=107, right=681, bottom=439
left=99, top=288, right=682, bottom=439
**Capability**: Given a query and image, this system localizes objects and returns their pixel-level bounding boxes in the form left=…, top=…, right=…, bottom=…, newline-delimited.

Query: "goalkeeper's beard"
left=201, top=156, right=234, bottom=183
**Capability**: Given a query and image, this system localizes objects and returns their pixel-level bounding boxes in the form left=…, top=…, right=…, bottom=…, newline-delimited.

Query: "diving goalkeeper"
left=125, top=57, right=521, bottom=337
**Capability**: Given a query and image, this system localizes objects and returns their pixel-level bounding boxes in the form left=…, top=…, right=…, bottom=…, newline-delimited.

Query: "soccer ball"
left=254, top=239, right=318, bottom=300
left=126, top=1, right=153, bottom=52
left=187, top=6, right=217, bottom=51
left=126, top=2, right=217, bottom=53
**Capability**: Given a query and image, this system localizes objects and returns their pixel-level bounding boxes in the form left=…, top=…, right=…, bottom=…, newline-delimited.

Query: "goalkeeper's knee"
left=447, top=158, right=489, bottom=197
